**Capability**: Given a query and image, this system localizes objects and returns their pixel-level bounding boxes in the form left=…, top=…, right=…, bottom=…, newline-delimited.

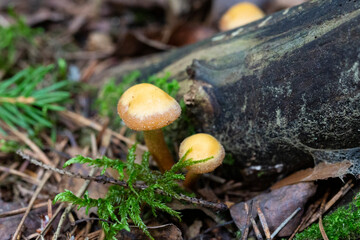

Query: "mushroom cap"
left=219, top=2, right=265, bottom=31
left=117, top=83, right=181, bottom=131
left=179, top=133, right=225, bottom=174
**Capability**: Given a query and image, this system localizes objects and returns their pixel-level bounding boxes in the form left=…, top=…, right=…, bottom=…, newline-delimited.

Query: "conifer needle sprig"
left=0, top=65, right=70, bottom=135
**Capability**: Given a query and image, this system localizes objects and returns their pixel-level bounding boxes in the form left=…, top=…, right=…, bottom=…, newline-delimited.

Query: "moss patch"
left=295, top=193, right=360, bottom=240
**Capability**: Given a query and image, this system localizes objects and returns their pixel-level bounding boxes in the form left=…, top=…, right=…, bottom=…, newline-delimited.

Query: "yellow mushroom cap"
left=219, top=2, right=265, bottom=31
left=179, top=133, right=225, bottom=174
left=117, top=83, right=181, bottom=131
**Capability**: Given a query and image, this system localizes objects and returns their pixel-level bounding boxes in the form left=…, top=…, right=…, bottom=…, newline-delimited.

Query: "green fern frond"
left=63, top=155, right=125, bottom=177
left=54, top=144, right=213, bottom=239
left=53, top=190, right=98, bottom=214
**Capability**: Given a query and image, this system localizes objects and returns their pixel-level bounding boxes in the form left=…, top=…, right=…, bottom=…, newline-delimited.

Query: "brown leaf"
left=271, top=161, right=352, bottom=190
left=230, top=182, right=317, bottom=237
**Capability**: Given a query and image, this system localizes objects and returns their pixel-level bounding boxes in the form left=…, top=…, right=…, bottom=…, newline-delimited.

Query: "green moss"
left=295, top=192, right=360, bottom=240
left=223, top=153, right=235, bottom=166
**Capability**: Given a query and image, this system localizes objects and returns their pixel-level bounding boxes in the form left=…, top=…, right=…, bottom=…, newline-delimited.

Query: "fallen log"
left=92, top=0, right=360, bottom=184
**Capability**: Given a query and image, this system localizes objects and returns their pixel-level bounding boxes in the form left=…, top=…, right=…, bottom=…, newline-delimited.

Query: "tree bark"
left=93, top=0, right=360, bottom=183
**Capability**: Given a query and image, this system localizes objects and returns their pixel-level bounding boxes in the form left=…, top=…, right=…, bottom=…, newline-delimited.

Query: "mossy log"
left=93, top=0, right=360, bottom=182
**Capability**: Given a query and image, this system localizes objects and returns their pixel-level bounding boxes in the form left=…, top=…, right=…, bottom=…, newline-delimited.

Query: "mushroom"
left=179, top=133, right=225, bottom=188
left=117, top=83, right=181, bottom=172
left=219, top=2, right=265, bottom=31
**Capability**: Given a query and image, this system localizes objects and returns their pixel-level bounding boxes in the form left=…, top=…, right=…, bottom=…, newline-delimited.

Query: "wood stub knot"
left=183, top=79, right=220, bottom=130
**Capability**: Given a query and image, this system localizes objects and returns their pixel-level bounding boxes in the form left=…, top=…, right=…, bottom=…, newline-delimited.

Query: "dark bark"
left=92, top=0, right=360, bottom=183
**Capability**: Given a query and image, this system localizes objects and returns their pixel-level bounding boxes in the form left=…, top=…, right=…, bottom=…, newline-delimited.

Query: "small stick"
left=17, top=150, right=228, bottom=211
left=10, top=130, right=63, bottom=240
left=60, top=110, right=147, bottom=150
left=250, top=213, right=263, bottom=240
left=47, top=199, right=53, bottom=219
left=319, top=191, right=330, bottom=240
left=0, top=165, right=40, bottom=185
left=0, top=162, right=19, bottom=182
left=302, top=180, right=353, bottom=230
left=35, top=203, right=65, bottom=240
left=6, top=125, right=61, bottom=182
left=87, top=230, right=103, bottom=239
left=11, top=170, right=53, bottom=240
left=271, top=207, right=301, bottom=239
left=96, top=118, right=109, bottom=146
left=0, top=202, right=49, bottom=218
left=98, top=229, right=106, bottom=240
left=289, top=198, right=322, bottom=240
left=53, top=133, right=101, bottom=240
left=242, top=201, right=253, bottom=240
left=52, top=167, right=97, bottom=240
left=257, top=201, right=271, bottom=240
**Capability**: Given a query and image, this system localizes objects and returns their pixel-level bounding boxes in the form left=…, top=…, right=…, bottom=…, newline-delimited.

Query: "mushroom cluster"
left=118, top=83, right=225, bottom=188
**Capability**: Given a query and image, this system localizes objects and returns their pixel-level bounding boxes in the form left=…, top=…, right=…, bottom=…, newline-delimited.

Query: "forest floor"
left=0, top=0, right=359, bottom=239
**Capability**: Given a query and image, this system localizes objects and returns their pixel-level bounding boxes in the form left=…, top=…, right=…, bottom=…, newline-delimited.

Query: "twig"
left=250, top=212, right=263, bottom=240
left=242, top=201, right=253, bottom=240
left=11, top=170, right=53, bottom=240
left=48, top=199, right=53, bottom=219
left=289, top=198, right=322, bottom=240
left=0, top=165, right=40, bottom=185
left=35, top=203, right=65, bottom=240
left=10, top=132, right=62, bottom=240
left=319, top=191, right=330, bottom=240
left=60, top=110, right=147, bottom=150
left=257, top=201, right=271, bottom=240
left=0, top=96, right=35, bottom=104
left=0, top=202, right=50, bottom=218
left=17, top=150, right=228, bottom=211
left=53, top=133, right=100, bottom=240
left=271, top=207, right=301, bottom=239
left=0, top=162, right=19, bottom=182
left=34, top=142, right=69, bottom=240
left=301, top=180, right=353, bottom=230
left=52, top=167, right=97, bottom=240
left=6, top=126, right=61, bottom=182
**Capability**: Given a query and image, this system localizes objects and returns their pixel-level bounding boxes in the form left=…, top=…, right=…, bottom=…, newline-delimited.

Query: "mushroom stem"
left=143, top=129, right=175, bottom=172
left=183, top=170, right=200, bottom=189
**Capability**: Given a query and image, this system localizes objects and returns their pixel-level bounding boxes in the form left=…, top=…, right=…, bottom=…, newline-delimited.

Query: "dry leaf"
left=271, top=161, right=352, bottom=190
left=230, top=182, right=317, bottom=237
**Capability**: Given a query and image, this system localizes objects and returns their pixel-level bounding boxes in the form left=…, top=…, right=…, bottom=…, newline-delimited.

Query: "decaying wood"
left=92, top=0, right=360, bottom=181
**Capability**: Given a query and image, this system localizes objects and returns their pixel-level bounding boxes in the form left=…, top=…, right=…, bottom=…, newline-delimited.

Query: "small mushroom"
left=117, top=83, right=181, bottom=172
left=179, top=133, right=225, bottom=188
left=219, top=2, right=265, bottom=31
